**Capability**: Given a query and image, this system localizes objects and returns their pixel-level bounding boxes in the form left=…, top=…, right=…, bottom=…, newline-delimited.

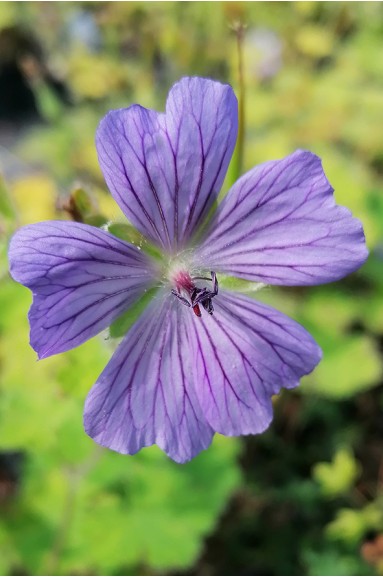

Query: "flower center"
left=170, top=269, right=219, bottom=318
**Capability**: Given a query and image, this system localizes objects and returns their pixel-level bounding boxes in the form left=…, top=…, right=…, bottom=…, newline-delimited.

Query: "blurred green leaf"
left=0, top=275, right=240, bottom=573
left=327, top=505, right=383, bottom=545
left=360, top=251, right=383, bottom=288
left=302, top=335, right=381, bottom=399
left=62, top=436, right=240, bottom=573
left=313, top=448, right=361, bottom=498
left=35, top=81, right=64, bottom=122
left=302, top=548, right=370, bottom=576
left=295, top=25, right=334, bottom=58
left=2, top=2, right=383, bottom=575
left=326, top=509, right=367, bottom=544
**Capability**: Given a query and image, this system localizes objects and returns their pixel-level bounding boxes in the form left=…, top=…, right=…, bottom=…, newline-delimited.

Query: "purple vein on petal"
left=188, top=290, right=321, bottom=436
left=96, top=77, right=238, bottom=251
left=196, top=150, right=368, bottom=285
left=84, top=293, right=214, bottom=463
left=8, top=221, right=157, bottom=358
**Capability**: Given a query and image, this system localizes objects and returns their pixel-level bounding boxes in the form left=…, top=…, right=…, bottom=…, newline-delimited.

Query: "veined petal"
left=96, top=77, right=237, bottom=251
left=196, top=150, right=368, bottom=285
left=8, top=221, right=156, bottom=359
left=190, top=290, right=321, bottom=436
left=84, top=293, right=214, bottom=463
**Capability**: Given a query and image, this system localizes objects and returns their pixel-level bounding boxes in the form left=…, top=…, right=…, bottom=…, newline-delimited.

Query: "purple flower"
left=8, top=77, right=368, bottom=463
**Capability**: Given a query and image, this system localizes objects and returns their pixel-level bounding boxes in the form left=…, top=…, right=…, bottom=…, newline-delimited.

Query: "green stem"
left=233, top=21, right=246, bottom=181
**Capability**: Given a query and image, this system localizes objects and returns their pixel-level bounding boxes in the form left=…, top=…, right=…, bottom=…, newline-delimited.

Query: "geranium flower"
left=8, top=77, right=368, bottom=463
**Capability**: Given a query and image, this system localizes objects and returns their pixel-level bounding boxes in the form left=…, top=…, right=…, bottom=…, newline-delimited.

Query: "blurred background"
left=0, top=1, right=383, bottom=575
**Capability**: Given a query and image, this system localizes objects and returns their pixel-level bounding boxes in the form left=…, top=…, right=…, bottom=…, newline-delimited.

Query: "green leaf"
left=302, top=548, right=370, bottom=576
left=301, top=335, right=381, bottom=399
left=360, top=251, right=383, bottom=288
left=35, top=80, right=64, bottom=122
left=313, top=448, right=361, bottom=498
left=299, top=290, right=360, bottom=338
left=326, top=505, right=383, bottom=545
left=361, top=293, right=383, bottom=334
left=62, top=435, right=240, bottom=573
left=326, top=509, right=367, bottom=544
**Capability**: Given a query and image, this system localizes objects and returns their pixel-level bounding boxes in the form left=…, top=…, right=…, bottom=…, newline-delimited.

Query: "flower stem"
left=232, top=21, right=246, bottom=182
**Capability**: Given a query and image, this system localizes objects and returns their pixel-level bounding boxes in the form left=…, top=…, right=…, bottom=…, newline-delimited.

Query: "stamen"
left=171, top=289, right=190, bottom=307
left=192, top=276, right=212, bottom=282
left=170, top=270, right=219, bottom=318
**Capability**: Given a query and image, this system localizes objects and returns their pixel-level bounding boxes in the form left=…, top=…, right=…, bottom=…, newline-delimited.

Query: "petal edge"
left=196, top=150, right=368, bottom=285
left=8, top=221, right=156, bottom=358
left=190, top=290, right=322, bottom=436
left=96, top=77, right=238, bottom=250
left=84, top=293, right=214, bottom=463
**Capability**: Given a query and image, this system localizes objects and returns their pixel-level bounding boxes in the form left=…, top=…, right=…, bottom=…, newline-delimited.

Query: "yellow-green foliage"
left=1, top=2, right=383, bottom=575
left=313, top=448, right=361, bottom=498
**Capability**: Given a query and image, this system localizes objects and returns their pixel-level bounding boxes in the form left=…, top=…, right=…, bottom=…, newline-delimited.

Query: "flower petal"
left=84, top=293, right=214, bottom=463
left=96, top=77, right=238, bottom=250
left=196, top=150, right=368, bottom=285
left=9, top=221, right=156, bottom=359
left=190, top=290, right=321, bottom=436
